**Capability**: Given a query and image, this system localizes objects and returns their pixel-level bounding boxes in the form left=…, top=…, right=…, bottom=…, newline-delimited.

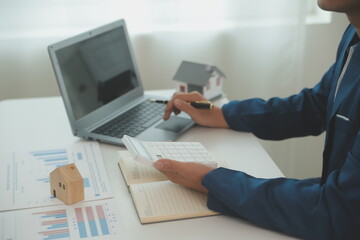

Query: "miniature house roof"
left=173, top=61, right=226, bottom=86
left=53, top=163, right=82, bottom=183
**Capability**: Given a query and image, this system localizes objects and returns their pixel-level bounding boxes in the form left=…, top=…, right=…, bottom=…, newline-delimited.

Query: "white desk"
left=0, top=92, right=298, bottom=240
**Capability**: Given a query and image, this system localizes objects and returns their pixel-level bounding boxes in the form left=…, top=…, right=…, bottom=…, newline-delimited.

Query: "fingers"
left=163, top=91, right=207, bottom=120
left=173, top=99, right=197, bottom=117
left=154, top=159, right=212, bottom=193
left=154, top=159, right=178, bottom=172
left=154, top=159, right=182, bottom=184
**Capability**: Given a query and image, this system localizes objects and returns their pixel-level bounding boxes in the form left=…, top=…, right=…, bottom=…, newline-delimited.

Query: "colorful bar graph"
left=74, top=205, right=111, bottom=238
left=75, top=208, right=88, bottom=238
left=32, top=209, right=70, bottom=240
left=96, top=205, right=110, bottom=235
left=0, top=198, right=119, bottom=240
left=86, top=207, right=99, bottom=237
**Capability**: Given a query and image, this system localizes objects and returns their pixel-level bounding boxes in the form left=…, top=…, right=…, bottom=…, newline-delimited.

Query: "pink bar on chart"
left=75, top=208, right=85, bottom=222
left=95, top=205, right=106, bottom=219
left=85, top=206, right=95, bottom=221
left=39, top=228, right=69, bottom=236
left=32, top=209, right=66, bottom=216
left=42, top=218, right=67, bottom=225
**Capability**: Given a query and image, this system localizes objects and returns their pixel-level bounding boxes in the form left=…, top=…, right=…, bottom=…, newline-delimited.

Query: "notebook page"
left=129, top=181, right=218, bottom=223
left=118, top=151, right=167, bottom=185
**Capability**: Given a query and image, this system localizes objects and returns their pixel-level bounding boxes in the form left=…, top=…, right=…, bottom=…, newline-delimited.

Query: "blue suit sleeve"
left=202, top=131, right=360, bottom=240
left=222, top=65, right=334, bottom=140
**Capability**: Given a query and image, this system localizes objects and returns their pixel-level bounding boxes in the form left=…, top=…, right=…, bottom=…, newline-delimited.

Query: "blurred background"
left=0, top=0, right=349, bottom=179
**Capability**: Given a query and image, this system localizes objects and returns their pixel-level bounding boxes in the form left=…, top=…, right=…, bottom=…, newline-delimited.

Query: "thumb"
left=154, top=159, right=177, bottom=172
left=174, top=99, right=197, bottom=116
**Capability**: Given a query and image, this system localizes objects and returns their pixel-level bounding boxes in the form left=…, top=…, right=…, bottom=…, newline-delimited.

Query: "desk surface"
left=0, top=91, right=298, bottom=240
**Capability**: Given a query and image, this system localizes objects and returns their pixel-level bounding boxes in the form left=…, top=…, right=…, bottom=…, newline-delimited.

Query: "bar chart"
left=31, top=148, right=69, bottom=168
left=75, top=205, right=113, bottom=238
left=33, top=209, right=70, bottom=240
left=0, top=199, right=121, bottom=240
left=32, top=148, right=69, bottom=185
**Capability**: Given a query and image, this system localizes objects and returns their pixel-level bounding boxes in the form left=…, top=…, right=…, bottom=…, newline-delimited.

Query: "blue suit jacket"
left=202, top=25, right=360, bottom=240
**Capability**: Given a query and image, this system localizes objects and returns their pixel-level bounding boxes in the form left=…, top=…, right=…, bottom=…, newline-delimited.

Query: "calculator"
left=122, top=135, right=217, bottom=168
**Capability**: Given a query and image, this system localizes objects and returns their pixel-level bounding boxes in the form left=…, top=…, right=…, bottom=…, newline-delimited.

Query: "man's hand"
left=154, top=159, right=214, bottom=193
left=163, top=91, right=229, bottom=128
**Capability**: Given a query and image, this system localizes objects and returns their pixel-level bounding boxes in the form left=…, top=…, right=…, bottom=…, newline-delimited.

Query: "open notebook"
left=118, top=150, right=226, bottom=223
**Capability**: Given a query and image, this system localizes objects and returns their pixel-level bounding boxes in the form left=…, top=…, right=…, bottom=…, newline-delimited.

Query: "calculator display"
left=127, top=137, right=152, bottom=160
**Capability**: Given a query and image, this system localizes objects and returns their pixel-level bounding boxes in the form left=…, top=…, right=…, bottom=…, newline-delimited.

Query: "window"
left=216, top=77, right=221, bottom=87
left=180, top=85, right=186, bottom=92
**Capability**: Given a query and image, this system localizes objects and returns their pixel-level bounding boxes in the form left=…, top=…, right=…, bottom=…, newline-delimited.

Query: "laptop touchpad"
left=155, top=116, right=193, bottom=133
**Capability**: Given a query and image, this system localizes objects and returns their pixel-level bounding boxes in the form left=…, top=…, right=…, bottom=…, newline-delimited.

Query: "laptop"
left=48, top=19, right=194, bottom=146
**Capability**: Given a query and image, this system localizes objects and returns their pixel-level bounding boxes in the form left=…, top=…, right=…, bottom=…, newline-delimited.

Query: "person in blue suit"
left=154, top=1, right=360, bottom=239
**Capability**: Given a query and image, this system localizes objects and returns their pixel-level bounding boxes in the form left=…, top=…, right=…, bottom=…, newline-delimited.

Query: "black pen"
left=150, top=99, right=214, bottom=110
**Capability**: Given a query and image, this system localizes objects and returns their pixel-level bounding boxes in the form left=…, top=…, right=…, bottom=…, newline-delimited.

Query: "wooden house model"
left=50, top=163, right=84, bottom=205
left=173, top=61, right=226, bottom=100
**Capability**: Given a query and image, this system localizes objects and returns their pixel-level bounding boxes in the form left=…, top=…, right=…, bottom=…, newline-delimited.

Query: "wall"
left=0, top=13, right=350, bottom=178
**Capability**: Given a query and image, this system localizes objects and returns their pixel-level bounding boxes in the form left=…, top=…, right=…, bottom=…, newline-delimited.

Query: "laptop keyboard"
left=92, top=100, right=165, bottom=138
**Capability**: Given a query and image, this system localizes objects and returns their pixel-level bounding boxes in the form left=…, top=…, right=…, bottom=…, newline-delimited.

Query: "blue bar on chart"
left=48, top=223, right=68, bottom=229
left=83, top=178, right=90, bottom=188
left=32, top=209, right=70, bottom=240
left=96, top=205, right=110, bottom=235
left=31, top=149, right=67, bottom=157
left=75, top=208, right=88, bottom=238
left=37, top=177, right=50, bottom=183
left=31, top=148, right=69, bottom=168
left=85, top=206, right=99, bottom=237
left=41, top=156, right=68, bottom=162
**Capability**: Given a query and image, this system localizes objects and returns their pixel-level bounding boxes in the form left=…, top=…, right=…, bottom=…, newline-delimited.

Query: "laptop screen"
left=54, top=25, right=139, bottom=120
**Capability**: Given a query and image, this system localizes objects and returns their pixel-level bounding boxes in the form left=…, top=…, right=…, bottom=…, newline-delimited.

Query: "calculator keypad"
left=147, top=142, right=215, bottom=166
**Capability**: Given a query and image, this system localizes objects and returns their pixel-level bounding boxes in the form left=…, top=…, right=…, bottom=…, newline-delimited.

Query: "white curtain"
left=1, top=0, right=308, bottom=96
left=1, top=1, right=308, bottom=33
